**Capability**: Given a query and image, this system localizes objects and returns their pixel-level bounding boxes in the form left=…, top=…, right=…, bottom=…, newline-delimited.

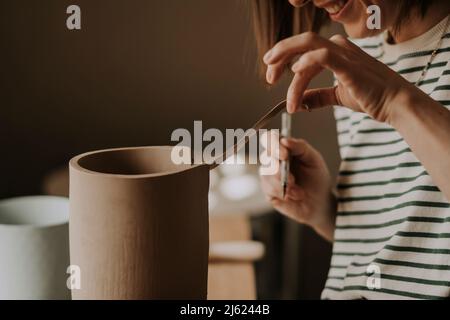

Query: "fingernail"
left=286, top=101, right=296, bottom=113
left=266, top=69, right=273, bottom=84
left=263, top=49, right=273, bottom=63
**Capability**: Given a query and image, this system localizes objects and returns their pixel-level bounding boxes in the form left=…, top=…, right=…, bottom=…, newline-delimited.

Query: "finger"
left=281, top=137, right=317, bottom=164
left=302, top=87, right=339, bottom=110
left=264, top=32, right=345, bottom=66
left=287, top=185, right=305, bottom=201
left=260, top=170, right=296, bottom=200
left=330, top=34, right=369, bottom=56
left=266, top=63, right=286, bottom=85
left=329, top=34, right=352, bottom=48
left=259, top=168, right=294, bottom=185
left=287, top=47, right=351, bottom=112
left=291, top=47, right=350, bottom=80
left=265, top=34, right=353, bottom=87
left=286, top=64, right=323, bottom=113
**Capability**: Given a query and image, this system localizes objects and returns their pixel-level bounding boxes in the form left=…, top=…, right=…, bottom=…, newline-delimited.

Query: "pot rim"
left=70, top=145, right=209, bottom=179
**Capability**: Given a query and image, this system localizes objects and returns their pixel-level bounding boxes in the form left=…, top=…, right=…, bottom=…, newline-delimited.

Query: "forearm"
left=311, top=191, right=337, bottom=242
left=389, top=89, right=450, bottom=201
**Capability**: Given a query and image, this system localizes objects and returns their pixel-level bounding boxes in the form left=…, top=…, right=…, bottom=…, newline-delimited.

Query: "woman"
left=256, top=0, right=450, bottom=299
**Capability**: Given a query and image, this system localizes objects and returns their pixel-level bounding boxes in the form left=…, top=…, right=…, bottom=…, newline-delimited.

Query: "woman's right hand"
left=259, top=131, right=336, bottom=241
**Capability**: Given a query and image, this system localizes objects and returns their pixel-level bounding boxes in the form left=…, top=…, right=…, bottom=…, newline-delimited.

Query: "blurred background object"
left=0, top=0, right=343, bottom=299
left=0, top=196, right=70, bottom=299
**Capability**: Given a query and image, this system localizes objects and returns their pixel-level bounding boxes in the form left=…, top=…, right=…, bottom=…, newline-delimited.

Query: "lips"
left=322, top=0, right=348, bottom=15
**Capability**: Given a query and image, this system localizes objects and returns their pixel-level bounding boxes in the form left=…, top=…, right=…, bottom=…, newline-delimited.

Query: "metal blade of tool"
left=208, top=100, right=287, bottom=170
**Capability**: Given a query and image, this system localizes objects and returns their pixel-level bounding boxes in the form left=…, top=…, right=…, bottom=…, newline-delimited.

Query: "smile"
left=321, top=0, right=349, bottom=16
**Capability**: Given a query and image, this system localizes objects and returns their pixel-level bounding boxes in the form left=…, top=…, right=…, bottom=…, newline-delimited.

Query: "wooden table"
left=208, top=214, right=256, bottom=300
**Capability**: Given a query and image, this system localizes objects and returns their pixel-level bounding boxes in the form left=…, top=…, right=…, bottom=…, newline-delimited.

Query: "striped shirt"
left=322, top=17, right=450, bottom=300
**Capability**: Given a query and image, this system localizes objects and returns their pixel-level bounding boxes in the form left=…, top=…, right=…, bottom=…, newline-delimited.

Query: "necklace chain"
left=381, top=15, right=450, bottom=86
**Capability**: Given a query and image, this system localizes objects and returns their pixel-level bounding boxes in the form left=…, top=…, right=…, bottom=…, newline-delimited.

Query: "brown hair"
left=250, top=0, right=329, bottom=78
left=250, top=0, right=435, bottom=77
left=393, top=0, right=435, bottom=32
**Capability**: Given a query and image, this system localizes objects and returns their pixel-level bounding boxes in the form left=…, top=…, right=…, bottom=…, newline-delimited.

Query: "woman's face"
left=289, top=0, right=397, bottom=38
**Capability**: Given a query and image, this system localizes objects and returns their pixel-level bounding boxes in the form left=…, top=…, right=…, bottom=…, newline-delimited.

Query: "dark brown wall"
left=0, top=0, right=340, bottom=198
left=0, top=0, right=342, bottom=299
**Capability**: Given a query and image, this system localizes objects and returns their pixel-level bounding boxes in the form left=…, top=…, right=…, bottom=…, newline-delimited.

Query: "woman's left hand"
left=263, top=32, right=417, bottom=124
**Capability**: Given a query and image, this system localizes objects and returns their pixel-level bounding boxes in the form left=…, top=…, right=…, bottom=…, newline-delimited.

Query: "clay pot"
left=69, top=146, right=210, bottom=299
left=69, top=100, right=286, bottom=300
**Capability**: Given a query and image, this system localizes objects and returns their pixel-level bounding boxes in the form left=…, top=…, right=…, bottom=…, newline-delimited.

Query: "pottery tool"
left=210, top=100, right=287, bottom=169
left=281, top=112, right=292, bottom=199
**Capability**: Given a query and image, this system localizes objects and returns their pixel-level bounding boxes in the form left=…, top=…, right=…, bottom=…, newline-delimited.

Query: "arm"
left=390, top=89, right=450, bottom=201
left=313, top=191, right=337, bottom=242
